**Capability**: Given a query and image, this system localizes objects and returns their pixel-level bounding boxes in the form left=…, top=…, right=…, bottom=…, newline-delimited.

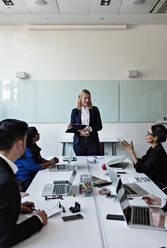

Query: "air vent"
left=149, top=0, right=167, bottom=13
left=2, top=0, right=14, bottom=6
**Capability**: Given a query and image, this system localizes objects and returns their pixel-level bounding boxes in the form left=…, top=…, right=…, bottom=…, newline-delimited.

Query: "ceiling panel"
left=89, top=0, right=122, bottom=14
left=24, top=0, right=59, bottom=14
left=57, top=0, right=89, bottom=14
left=0, top=0, right=29, bottom=13
left=119, top=0, right=158, bottom=14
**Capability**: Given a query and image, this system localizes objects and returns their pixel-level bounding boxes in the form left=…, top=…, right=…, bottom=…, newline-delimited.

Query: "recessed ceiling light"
left=132, top=0, right=145, bottom=5
left=2, top=0, right=14, bottom=6
left=35, top=0, right=48, bottom=6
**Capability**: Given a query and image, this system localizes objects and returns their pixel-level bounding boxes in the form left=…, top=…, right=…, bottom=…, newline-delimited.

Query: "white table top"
left=16, top=156, right=167, bottom=248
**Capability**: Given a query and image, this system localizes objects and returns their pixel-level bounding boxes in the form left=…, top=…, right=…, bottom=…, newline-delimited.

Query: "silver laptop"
left=118, top=186, right=165, bottom=231
left=108, top=169, right=118, bottom=187
left=106, top=156, right=128, bottom=169
left=42, top=168, right=77, bottom=196
left=116, top=178, right=149, bottom=197
left=49, top=162, right=69, bottom=172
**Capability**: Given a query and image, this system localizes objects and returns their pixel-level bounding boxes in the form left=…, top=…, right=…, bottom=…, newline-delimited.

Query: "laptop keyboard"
left=132, top=207, right=150, bottom=225
left=57, top=164, right=67, bottom=170
left=124, top=185, right=137, bottom=195
left=53, top=184, right=66, bottom=195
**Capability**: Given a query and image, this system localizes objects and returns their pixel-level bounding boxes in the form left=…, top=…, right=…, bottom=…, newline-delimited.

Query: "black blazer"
left=70, top=106, right=102, bottom=145
left=0, top=157, right=43, bottom=248
left=134, top=144, right=167, bottom=189
left=163, top=202, right=167, bottom=212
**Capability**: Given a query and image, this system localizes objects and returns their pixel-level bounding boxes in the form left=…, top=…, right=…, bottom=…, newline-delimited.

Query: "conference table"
left=16, top=156, right=167, bottom=248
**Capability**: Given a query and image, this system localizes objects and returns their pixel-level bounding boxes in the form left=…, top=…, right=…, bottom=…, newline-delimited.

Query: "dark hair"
left=27, top=126, right=41, bottom=163
left=0, top=119, right=28, bottom=151
left=27, top=127, right=38, bottom=147
left=151, top=124, right=167, bottom=143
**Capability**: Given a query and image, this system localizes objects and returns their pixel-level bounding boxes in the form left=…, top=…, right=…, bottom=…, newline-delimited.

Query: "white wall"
left=0, top=25, right=167, bottom=157
left=0, top=25, right=167, bottom=80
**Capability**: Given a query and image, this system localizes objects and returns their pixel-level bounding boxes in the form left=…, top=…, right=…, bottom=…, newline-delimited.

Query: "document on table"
left=44, top=206, right=62, bottom=218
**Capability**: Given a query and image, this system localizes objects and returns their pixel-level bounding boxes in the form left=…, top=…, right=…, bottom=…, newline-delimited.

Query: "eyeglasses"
left=146, top=131, right=153, bottom=136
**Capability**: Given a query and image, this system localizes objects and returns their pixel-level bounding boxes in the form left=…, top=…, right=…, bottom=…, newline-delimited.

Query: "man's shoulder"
left=0, top=166, right=12, bottom=186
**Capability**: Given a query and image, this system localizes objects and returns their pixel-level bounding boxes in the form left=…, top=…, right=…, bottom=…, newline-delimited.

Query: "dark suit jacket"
left=163, top=202, right=167, bottom=212
left=70, top=106, right=102, bottom=145
left=134, top=144, right=167, bottom=189
left=0, top=157, right=43, bottom=248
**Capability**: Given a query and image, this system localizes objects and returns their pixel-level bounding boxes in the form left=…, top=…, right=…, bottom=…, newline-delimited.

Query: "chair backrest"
left=99, top=142, right=104, bottom=156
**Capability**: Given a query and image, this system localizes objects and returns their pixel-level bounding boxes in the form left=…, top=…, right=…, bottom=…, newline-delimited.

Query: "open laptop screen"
left=69, top=169, right=77, bottom=185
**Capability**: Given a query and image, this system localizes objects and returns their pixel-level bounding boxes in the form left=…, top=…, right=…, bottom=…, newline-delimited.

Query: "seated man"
left=142, top=194, right=167, bottom=228
left=0, top=119, right=47, bottom=247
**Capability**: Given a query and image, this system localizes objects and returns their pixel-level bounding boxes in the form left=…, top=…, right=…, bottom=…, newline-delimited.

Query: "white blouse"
left=81, top=107, right=92, bottom=134
left=81, top=106, right=90, bottom=126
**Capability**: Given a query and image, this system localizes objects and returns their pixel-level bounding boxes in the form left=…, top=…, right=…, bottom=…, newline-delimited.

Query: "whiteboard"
left=120, top=80, right=167, bottom=122
left=0, top=80, right=119, bottom=123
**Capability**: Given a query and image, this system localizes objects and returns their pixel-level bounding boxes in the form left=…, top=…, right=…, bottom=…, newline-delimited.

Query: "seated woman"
left=15, top=127, right=59, bottom=192
left=121, top=124, right=167, bottom=189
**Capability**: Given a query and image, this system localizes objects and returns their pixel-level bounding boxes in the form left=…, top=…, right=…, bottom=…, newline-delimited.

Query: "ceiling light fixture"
left=28, top=25, right=128, bottom=31
left=101, top=0, right=111, bottom=6
left=132, top=0, right=145, bottom=5
left=35, top=0, right=48, bottom=6
left=2, top=0, right=14, bottom=6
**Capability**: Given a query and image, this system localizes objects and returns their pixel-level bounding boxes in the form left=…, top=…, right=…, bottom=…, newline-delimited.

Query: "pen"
left=31, top=207, right=37, bottom=212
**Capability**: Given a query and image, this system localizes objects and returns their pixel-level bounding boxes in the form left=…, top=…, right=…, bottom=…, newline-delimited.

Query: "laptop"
left=116, top=180, right=165, bottom=231
left=116, top=178, right=149, bottom=198
left=106, top=156, right=129, bottom=169
left=118, top=189, right=165, bottom=231
left=49, top=151, right=74, bottom=171
left=49, top=162, right=69, bottom=172
left=108, top=169, right=118, bottom=187
left=41, top=168, right=77, bottom=196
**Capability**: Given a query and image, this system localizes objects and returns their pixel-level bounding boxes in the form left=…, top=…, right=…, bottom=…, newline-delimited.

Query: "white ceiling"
left=0, top=0, right=167, bottom=25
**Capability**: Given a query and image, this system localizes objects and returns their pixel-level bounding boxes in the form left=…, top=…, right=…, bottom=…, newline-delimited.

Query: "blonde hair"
left=76, top=89, right=93, bottom=110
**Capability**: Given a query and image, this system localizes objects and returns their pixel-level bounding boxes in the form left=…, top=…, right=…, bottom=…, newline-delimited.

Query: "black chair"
left=99, top=142, right=104, bottom=156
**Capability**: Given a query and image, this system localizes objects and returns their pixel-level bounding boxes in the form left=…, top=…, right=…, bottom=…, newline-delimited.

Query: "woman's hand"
left=120, top=140, right=134, bottom=152
left=49, top=158, right=57, bottom=166
left=67, top=124, right=72, bottom=129
left=78, top=127, right=90, bottom=133
left=53, top=157, right=59, bottom=164
left=120, top=139, right=138, bottom=164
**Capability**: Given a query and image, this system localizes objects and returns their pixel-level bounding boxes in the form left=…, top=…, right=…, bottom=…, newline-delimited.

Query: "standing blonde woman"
left=69, top=89, right=102, bottom=156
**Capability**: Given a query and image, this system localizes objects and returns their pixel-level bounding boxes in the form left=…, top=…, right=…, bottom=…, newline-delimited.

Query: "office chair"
left=99, top=142, right=104, bottom=156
